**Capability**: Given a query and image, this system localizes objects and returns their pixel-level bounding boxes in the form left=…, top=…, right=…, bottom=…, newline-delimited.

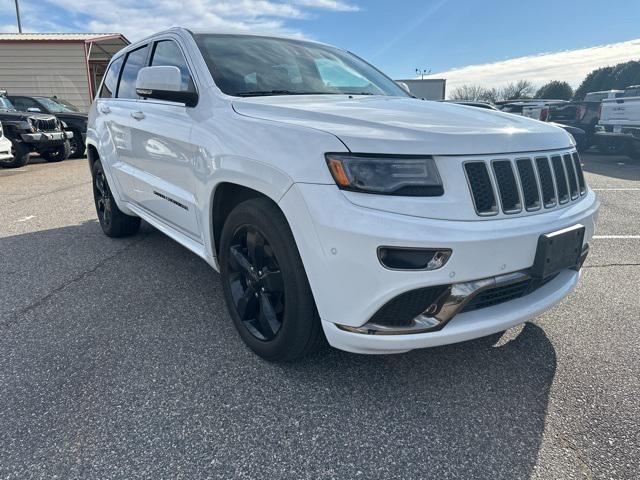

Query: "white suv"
left=87, top=28, right=599, bottom=361
left=0, top=122, right=12, bottom=163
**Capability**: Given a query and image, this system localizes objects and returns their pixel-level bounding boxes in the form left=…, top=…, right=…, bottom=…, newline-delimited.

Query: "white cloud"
left=426, top=39, right=640, bottom=97
left=8, top=0, right=359, bottom=41
left=294, top=0, right=359, bottom=12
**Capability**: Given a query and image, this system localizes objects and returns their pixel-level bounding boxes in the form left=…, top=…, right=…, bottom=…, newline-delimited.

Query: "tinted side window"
left=150, top=40, right=195, bottom=92
left=100, top=56, right=124, bottom=98
left=11, top=97, right=41, bottom=112
left=117, top=45, right=150, bottom=99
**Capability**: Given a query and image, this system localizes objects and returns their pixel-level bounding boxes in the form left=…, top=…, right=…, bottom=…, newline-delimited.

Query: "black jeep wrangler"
left=0, top=92, right=73, bottom=168
left=9, top=95, right=87, bottom=159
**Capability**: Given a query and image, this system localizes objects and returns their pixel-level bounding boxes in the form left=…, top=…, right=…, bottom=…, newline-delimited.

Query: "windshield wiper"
left=236, top=90, right=343, bottom=97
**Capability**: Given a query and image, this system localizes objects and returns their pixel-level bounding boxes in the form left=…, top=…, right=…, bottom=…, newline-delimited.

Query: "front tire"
left=219, top=198, right=324, bottom=361
left=69, top=131, right=85, bottom=158
left=1, top=140, right=30, bottom=168
left=92, top=160, right=141, bottom=237
left=40, top=140, right=70, bottom=162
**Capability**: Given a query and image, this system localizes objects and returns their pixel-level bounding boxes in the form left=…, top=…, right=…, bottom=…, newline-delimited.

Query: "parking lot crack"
left=1, top=233, right=151, bottom=328
left=556, top=436, right=594, bottom=480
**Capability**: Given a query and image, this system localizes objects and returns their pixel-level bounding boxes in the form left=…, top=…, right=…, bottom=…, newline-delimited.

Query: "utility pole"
left=14, top=0, right=23, bottom=33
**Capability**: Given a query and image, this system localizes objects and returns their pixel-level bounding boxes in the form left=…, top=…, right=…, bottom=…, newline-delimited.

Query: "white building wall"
left=0, top=42, right=91, bottom=112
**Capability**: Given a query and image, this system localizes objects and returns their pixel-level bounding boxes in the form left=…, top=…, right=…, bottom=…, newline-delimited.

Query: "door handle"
left=99, top=105, right=111, bottom=114
left=131, top=111, right=145, bottom=120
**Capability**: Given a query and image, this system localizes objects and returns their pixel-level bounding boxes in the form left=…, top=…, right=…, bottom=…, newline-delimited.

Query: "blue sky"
left=1, top=0, right=639, bottom=81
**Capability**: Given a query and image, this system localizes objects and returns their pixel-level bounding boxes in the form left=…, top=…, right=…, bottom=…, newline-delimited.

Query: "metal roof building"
left=0, top=33, right=129, bottom=112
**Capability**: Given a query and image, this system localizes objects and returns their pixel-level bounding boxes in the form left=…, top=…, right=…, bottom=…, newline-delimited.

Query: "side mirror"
left=135, top=66, right=198, bottom=107
left=396, top=82, right=411, bottom=94
left=27, top=107, right=42, bottom=112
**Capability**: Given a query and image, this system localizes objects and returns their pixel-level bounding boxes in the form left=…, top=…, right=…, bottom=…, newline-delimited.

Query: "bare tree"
left=448, top=80, right=537, bottom=103
left=499, top=79, right=535, bottom=101
left=449, top=84, right=488, bottom=101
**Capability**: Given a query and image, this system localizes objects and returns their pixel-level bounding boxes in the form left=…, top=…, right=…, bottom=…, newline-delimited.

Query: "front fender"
left=195, top=152, right=295, bottom=265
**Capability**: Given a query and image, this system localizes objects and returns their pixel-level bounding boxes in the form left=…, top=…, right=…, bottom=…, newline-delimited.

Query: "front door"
left=125, top=38, right=201, bottom=241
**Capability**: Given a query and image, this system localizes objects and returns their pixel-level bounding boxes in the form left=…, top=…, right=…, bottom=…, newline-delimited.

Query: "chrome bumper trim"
left=337, top=271, right=531, bottom=336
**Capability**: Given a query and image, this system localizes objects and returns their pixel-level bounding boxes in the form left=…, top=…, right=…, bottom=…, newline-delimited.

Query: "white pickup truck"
left=597, top=85, right=640, bottom=160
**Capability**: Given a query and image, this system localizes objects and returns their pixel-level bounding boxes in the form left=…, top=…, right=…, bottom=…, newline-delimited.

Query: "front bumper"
left=279, top=183, right=599, bottom=353
left=20, top=131, right=72, bottom=143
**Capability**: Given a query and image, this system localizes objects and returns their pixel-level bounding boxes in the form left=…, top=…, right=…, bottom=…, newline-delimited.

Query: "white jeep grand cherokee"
left=87, top=28, right=599, bottom=361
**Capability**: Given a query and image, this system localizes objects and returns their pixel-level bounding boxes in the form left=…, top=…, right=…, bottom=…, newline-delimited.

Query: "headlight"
left=60, top=120, right=68, bottom=129
left=325, top=153, right=443, bottom=196
left=27, top=118, right=37, bottom=132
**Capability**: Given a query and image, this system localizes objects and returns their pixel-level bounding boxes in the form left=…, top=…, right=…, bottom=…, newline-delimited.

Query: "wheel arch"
left=210, top=182, right=288, bottom=261
left=203, top=157, right=294, bottom=261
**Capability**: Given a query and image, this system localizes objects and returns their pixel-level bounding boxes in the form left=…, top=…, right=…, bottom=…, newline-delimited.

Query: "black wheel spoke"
left=261, top=269, right=283, bottom=293
left=229, top=246, right=254, bottom=278
left=95, top=174, right=106, bottom=196
left=257, top=293, right=280, bottom=339
left=237, top=287, right=258, bottom=320
left=226, top=224, right=285, bottom=342
left=246, top=229, right=265, bottom=268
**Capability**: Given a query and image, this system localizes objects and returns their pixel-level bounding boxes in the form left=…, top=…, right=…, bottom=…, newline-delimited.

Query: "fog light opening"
left=378, top=247, right=452, bottom=271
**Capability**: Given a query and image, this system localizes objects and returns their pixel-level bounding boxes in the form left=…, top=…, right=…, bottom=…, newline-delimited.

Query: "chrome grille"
left=515, top=159, right=541, bottom=211
left=563, top=154, right=579, bottom=199
left=465, top=150, right=587, bottom=216
left=35, top=118, right=58, bottom=132
left=572, top=152, right=586, bottom=194
left=464, top=162, right=497, bottom=215
left=551, top=155, right=570, bottom=204
left=492, top=160, right=522, bottom=214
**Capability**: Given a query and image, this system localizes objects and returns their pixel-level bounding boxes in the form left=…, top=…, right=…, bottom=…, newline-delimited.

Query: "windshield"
left=0, top=97, right=16, bottom=111
left=193, top=34, right=408, bottom=98
left=35, top=97, right=79, bottom=113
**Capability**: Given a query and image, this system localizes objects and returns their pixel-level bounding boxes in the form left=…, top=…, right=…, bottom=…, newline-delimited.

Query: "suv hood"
left=232, top=96, right=572, bottom=155
left=0, top=109, right=57, bottom=122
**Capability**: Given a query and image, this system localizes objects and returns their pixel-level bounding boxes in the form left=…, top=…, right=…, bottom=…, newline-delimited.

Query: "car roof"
left=128, top=27, right=333, bottom=51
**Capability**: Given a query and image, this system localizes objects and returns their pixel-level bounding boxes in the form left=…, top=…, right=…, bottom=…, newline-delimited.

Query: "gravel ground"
left=0, top=153, right=638, bottom=479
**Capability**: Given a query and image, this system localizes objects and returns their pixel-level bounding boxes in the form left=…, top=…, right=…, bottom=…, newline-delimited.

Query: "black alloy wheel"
left=219, top=197, right=324, bottom=361
left=91, top=160, right=140, bottom=237
left=93, top=167, right=113, bottom=229
left=227, top=225, right=285, bottom=341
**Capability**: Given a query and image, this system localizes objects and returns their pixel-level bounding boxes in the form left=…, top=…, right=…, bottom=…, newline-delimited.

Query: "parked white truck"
left=597, top=85, right=640, bottom=160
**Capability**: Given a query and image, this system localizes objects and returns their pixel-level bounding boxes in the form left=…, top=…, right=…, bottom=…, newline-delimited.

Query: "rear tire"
left=0, top=140, right=30, bottom=168
left=92, top=160, right=140, bottom=237
left=40, top=140, right=70, bottom=162
left=625, top=140, right=640, bottom=163
left=596, top=136, right=625, bottom=155
left=219, top=197, right=324, bottom=361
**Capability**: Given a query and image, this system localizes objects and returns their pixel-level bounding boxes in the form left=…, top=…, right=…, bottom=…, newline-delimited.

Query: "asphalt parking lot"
left=0, top=153, right=639, bottom=479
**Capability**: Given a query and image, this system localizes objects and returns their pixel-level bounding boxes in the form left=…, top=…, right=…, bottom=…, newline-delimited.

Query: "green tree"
left=574, top=61, right=640, bottom=100
left=535, top=81, right=573, bottom=100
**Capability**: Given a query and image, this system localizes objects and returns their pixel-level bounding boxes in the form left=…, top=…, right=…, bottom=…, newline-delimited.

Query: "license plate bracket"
left=531, top=224, right=585, bottom=279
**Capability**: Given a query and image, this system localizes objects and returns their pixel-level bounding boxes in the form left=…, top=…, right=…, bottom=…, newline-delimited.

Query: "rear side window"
left=11, top=97, right=42, bottom=112
left=117, top=45, right=150, bottom=99
left=100, top=55, right=124, bottom=98
left=150, top=40, right=195, bottom=92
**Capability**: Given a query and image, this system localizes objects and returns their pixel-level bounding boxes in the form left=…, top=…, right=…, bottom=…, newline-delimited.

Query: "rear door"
left=94, top=53, right=137, bottom=198
left=126, top=37, right=201, bottom=240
